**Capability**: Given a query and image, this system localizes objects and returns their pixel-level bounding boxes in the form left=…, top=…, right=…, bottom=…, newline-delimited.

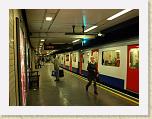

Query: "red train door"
left=126, top=44, right=139, bottom=93
left=70, top=53, right=72, bottom=71
left=79, top=53, right=83, bottom=75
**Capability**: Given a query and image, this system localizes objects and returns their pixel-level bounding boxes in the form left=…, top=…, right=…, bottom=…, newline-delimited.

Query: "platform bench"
left=29, top=71, right=40, bottom=89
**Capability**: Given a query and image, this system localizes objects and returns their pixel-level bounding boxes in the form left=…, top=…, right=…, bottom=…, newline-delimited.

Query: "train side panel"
left=98, top=46, right=127, bottom=90
left=59, top=54, right=64, bottom=68
left=71, top=51, right=79, bottom=73
left=58, top=39, right=139, bottom=94
left=65, top=53, right=70, bottom=70
left=81, top=50, right=91, bottom=77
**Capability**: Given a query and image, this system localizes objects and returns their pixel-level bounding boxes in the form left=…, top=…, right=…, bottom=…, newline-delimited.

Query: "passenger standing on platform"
left=54, top=55, right=60, bottom=81
left=42, top=57, right=44, bottom=65
left=86, top=56, right=98, bottom=95
left=38, top=58, right=41, bottom=68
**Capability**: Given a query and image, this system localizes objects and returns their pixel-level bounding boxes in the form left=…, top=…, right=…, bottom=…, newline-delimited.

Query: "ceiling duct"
left=65, top=25, right=97, bottom=36
left=72, top=25, right=75, bottom=33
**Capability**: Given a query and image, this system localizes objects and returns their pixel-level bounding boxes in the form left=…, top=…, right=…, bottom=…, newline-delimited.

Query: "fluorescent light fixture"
left=84, top=26, right=98, bottom=33
left=115, top=50, right=120, bottom=52
left=46, top=17, right=53, bottom=21
left=72, top=39, right=80, bottom=43
left=40, top=43, right=43, bottom=45
left=107, top=9, right=133, bottom=20
left=41, top=39, right=45, bottom=42
left=98, top=33, right=103, bottom=36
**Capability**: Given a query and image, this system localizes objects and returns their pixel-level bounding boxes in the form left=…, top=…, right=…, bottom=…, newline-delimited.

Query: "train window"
left=87, top=52, right=89, bottom=56
left=73, top=54, right=76, bottom=62
left=129, top=48, right=139, bottom=69
left=66, top=55, right=69, bottom=61
left=102, top=50, right=120, bottom=67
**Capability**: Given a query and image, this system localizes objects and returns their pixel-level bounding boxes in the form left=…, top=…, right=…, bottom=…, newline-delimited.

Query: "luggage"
left=52, top=70, right=56, bottom=76
left=59, top=70, right=64, bottom=77
left=52, top=70, right=64, bottom=77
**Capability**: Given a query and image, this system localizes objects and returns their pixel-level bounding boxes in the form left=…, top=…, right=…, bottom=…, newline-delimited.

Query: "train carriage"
left=58, top=38, right=139, bottom=94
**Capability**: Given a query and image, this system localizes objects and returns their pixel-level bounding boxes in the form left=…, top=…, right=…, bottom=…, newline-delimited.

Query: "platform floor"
left=27, top=63, right=138, bottom=106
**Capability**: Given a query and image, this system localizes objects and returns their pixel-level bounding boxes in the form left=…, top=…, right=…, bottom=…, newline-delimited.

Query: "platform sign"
left=44, top=44, right=72, bottom=50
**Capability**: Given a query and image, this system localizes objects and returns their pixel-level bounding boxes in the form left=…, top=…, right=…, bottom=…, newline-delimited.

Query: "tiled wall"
left=9, top=9, right=19, bottom=106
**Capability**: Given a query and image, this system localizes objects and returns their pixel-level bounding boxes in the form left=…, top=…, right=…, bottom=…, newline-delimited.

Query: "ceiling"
left=25, top=9, right=139, bottom=53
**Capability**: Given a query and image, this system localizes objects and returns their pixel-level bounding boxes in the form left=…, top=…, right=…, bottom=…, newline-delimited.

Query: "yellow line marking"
left=73, top=73, right=139, bottom=101
left=64, top=70, right=139, bottom=105
left=70, top=72, right=139, bottom=100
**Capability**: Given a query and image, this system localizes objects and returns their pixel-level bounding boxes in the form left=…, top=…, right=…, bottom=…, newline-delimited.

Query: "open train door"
left=126, top=44, right=139, bottom=93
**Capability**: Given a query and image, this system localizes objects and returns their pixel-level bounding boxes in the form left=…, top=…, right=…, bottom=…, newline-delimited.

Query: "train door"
left=79, top=53, right=83, bottom=75
left=126, top=44, right=139, bottom=93
left=91, top=49, right=99, bottom=69
left=70, top=53, right=72, bottom=71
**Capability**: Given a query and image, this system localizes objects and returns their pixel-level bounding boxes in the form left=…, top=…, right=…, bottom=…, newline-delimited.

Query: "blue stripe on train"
left=98, top=74, right=124, bottom=90
left=80, top=70, right=124, bottom=89
left=81, top=70, right=88, bottom=78
left=65, top=65, right=69, bottom=70
left=61, top=66, right=138, bottom=97
left=63, top=66, right=124, bottom=90
left=72, top=67, right=79, bottom=74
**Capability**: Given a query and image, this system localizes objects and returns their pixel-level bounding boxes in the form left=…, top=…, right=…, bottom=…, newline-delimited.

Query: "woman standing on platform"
left=54, top=55, right=60, bottom=81
left=86, top=56, right=98, bottom=95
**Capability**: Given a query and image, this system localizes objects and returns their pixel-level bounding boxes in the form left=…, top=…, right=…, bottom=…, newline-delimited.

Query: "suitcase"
left=52, top=70, right=64, bottom=77
left=59, top=70, right=64, bottom=77
left=52, top=70, right=56, bottom=76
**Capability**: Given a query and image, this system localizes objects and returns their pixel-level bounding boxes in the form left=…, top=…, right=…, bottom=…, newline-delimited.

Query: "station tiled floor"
left=27, top=63, right=138, bottom=106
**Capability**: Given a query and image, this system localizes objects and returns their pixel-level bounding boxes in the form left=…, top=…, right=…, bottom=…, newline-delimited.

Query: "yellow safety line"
left=73, top=73, right=139, bottom=101
left=70, top=72, right=139, bottom=100
left=65, top=70, right=139, bottom=105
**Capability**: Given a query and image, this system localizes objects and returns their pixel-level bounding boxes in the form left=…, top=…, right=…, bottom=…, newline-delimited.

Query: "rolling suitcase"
left=52, top=70, right=56, bottom=76
left=59, top=70, right=64, bottom=77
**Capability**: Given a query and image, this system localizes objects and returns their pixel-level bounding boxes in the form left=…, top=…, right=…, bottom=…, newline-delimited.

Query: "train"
left=58, top=38, right=139, bottom=95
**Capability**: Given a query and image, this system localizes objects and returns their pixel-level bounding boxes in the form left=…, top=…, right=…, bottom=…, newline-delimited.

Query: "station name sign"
left=44, top=43, right=72, bottom=50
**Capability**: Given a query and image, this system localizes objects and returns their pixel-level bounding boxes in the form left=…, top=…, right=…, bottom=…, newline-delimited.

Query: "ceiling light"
left=115, top=50, right=120, bottom=52
left=107, top=9, right=133, bottom=20
left=40, top=43, right=43, bottom=45
left=84, top=26, right=98, bottom=33
left=46, top=17, right=53, bottom=21
left=98, top=33, right=103, bottom=36
left=72, top=39, right=80, bottom=43
left=41, top=39, right=45, bottom=42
